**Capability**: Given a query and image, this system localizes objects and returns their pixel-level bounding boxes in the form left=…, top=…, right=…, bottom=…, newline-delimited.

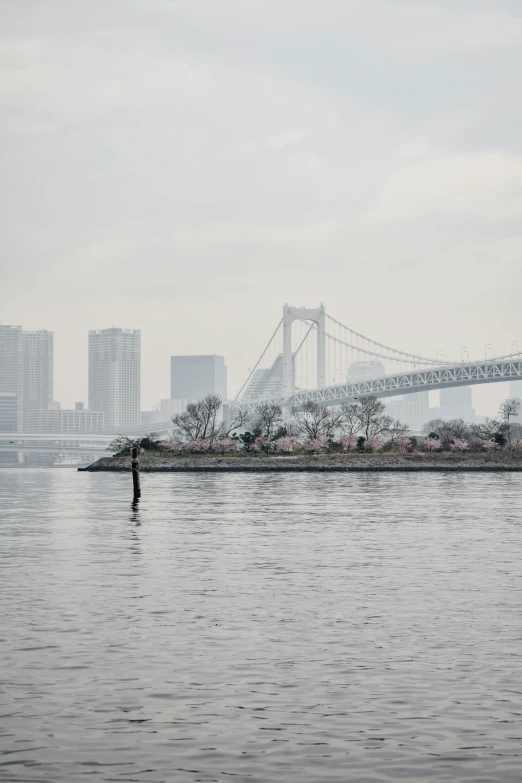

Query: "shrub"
left=482, top=439, right=497, bottom=452
left=214, top=438, right=238, bottom=453
left=274, top=436, right=298, bottom=453
left=395, top=435, right=411, bottom=452
left=424, top=437, right=442, bottom=452
left=366, top=435, right=383, bottom=452
left=252, top=436, right=270, bottom=453
left=450, top=438, right=469, bottom=452
left=340, top=434, right=358, bottom=453
left=185, top=439, right=208, bottom=452
left=304, top=437, right=328, bottom=453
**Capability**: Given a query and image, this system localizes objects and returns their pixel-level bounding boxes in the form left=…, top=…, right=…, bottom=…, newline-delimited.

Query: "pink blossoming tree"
left=482, top=439, right=497, bottom=451
left=158, top=437, right=180, bottom=451
left=395, top=435, right=411, bottom=452
left=424, top=437, right=442, bottom=452
left=304, top=436, right=328, bottom=453
left=450, top=438, right=469, bottom=452
left=185, top=439, right=208, bottom=452
left=340, top=434, right=358, bottom=453
left=252, top=436, right=270, bottom=452
left=274, top=436, right=299, bottom=453
left=214, top=438, right=238, bottom=453
left=366, top=435, right=383, bottom=452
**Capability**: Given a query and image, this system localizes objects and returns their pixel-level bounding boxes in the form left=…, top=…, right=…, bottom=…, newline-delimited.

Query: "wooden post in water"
left=131, top=446, right=141, bottom=499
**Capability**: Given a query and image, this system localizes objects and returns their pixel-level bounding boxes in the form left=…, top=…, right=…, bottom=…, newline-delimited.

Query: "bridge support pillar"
left=282, top=303, right=326, bottom=401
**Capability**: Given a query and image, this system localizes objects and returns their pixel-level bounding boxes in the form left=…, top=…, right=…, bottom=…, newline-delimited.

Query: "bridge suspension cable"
left=306, top=321, right=434, bottom=367
left=325, top=312, right=452, bottom=365
left=233, top=318, right=282, bottom=402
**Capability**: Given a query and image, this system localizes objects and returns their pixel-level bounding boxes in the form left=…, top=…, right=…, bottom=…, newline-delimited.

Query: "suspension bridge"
left=233, top=304, right=522, bottom=413
left=3, top=304, right=520, bottom=460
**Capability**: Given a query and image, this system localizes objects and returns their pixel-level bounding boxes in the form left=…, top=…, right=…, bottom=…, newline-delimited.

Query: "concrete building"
left=140, top=410, right=167, bottom=429
left=161, top=398, right=190, bottom=418
left=438, top=386, right=475, bottom=422
left=0, top=393, right=18, bottom=432
left=26, top=406, right=105, bottom=434
left=0, top=325, right=23, bottom=429
left=385, top=392, right=431, bottom=433
left=170, top=355, right=227, bottom=401
left=242, top=354, right=294, bottom=402
left=89, top=328, right=141, bottom=431
left=22, top=330, right=53, bottom=427
left=0, top=325, right=54, bottom=431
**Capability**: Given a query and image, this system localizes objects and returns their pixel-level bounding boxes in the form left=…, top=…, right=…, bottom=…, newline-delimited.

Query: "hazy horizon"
left=2, top=0, right=521, bottom=414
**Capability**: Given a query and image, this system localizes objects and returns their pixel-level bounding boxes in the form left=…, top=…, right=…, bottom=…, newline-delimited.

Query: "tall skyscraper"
left=0, top=393, right=18, bottom=433
left=385, top=391, right=430, bottom=432
left=170, top=355, right=227, bottom=401
left=0, top=325, right=23, bottom=430
left=89, top=328, right=141, bottom=431
left=0, top=325, right=53, bottom=430
left=439, top=386, right=475, bottom=422
left=21, top=330, right=53, bottom=427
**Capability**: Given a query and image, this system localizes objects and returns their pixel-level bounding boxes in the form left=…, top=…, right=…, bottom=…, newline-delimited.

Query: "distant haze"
left=1, top=0, right=521, bottom=414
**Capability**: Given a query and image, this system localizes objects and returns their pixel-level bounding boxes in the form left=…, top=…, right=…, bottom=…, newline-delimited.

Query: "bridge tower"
left=282, top=304, right=325, bottom=399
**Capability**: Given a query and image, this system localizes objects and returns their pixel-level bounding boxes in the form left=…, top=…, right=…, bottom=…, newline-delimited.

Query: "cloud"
left=0, top=0, right=520, bottom=413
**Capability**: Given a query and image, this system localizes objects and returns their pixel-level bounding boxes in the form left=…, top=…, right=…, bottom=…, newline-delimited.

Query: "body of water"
left=1, top=469, right=521, bottom=782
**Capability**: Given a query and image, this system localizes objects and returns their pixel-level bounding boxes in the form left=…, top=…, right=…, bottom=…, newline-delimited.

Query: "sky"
left=1, top=0, right=521, bottom=414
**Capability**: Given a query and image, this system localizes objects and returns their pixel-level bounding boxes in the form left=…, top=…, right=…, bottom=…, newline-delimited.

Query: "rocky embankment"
left=80, top=453, right=522, bottom=472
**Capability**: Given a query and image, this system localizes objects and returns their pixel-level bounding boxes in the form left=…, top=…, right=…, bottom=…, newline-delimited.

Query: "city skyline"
left=1, top=315, right=520, bottom=428
left=2, top=1, right=521, bottom=420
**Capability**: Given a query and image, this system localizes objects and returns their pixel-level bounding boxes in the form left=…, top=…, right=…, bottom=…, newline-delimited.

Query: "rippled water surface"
left=1, top=469, right=522, bottom=782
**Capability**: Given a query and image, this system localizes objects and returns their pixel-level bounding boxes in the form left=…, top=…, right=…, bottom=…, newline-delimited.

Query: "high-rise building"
left=0, top=326, right=23, bottom=429
left=170, top=355, right=227, bottom=401
left=439, top=386, right=475, bottom=422
left=0, top=325, right=53, bottom=431
left=89, top=328, right=141, bottom=431
left=385, top=391, right=430, bottom=433
left=22, top=330, right=53, bottom=427
left=0, top=393, right=18, bottom=432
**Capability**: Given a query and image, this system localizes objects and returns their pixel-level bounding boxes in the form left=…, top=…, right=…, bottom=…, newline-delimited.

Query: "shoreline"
left=80, top=453, right=522, bottom=473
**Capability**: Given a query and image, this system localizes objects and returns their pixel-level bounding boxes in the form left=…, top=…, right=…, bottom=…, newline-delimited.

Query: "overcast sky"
left=1, top=0, right=521, bottom=413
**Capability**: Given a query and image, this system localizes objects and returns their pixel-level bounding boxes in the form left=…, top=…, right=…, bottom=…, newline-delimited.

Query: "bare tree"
left=499, top=398, right=520, bottom=448
left=385, top=419, right=411, bottom=449
left=338, top=403, right=363, bottom=437
left=222, top=406, right=251, bottom=437
left=354, top=396, right=393, bottom=440
left=252, top=402, right=284, bottom=439
left=292, top=401, right=347, bottom=440
left=107, top=433, right=160, bottom=456
left=471, top=418, right=503, bottom=442
left=423, top=419, right=445, bottom=436
left=423, top=418, right=470, bottom=446
left=172, top=394, right=223, bottom=446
